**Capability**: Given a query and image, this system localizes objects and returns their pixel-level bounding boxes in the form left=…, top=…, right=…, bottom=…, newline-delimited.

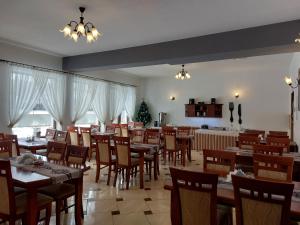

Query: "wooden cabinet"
left=185, top=104, right=223, bottom=118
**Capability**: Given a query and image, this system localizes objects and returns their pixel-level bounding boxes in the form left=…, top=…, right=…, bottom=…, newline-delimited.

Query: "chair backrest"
left=45, top=128, right=56, bottom=141
left=134, top=122, right=144, bottom=128
left=203, top=149, right=236, bottom=177
left=0, top=159, right=16, bottom=216
left=253, top=144, right=283, bottom=156
left=94, top=135, right=112, bottom=165
left=47, top=141, right=67, bottom=163
left=66, top=145, right=89, bottom=168
left=177, top=126, right=191, bottom=135
left=238, top=135, right=260, bottom=150
left=170, top=167, right=218, bottom=225
left=4, top=134, right=20, bottom=156
left=90, top=124, right=100, bottom=133
left=120, top=124, right=129, bottom=137
left=266, top=136, right=290, bottom=153
left=269, top=131, right=288, bottom=137
left=68, top=130, right=80, bottom=146
left=144, top=130, right=161, bottom=145
left=67, top=126, right=79, bottom=133
left=80, top=127, right=91, bottom=148
left=111, top=124, right=121, bottom=136
left=0, top=140, right=12, bottom=158
left=114, top=136, right=131, bottom=167
left=244, top=129, right=265, bottom=136
left=253, top=153, right=294, bottom=182
left=54, top=130, right=68, bottom=142
left=163, top=129, right=177, bottom=151
left=131, top=129, right=145, bottom=143
left=232, top=175, right=294, bottom=225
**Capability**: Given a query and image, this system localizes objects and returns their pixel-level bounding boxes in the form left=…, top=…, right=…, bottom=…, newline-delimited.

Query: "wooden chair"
left=0, top=140, right=12, bottom=158
left=54, top=130, right=68, bottom=143
left=68, top=126, right=80, bottom=146
left=144, top=130, right=161, bottom=177
left=45, top=128, right=56, bottom=141
left=113, top=136, right=140, bottom=189
left=80, top=127, right=96, bottom=161
left=232, top=175, right=294, bottom=225
left=266, top=136, right=290, bottom=153
left=244, top=129, right=265, bottom=136
left=269, top=131, right=288, bottom=136
left=120, top=124, right=129, bottom=137
left=253, top=144, right=283, bottom=156
left=0, top=159, right=52, bottom=225
left=39, top=145, right=88, bottom=225
left=4, top=134, right=20, bottom=156
left=163, top=129, right=182, bottom=166
left=253, top=153, right=294, bottom=182
left=177, top=126, right=191, bottom=135
left=106, top=124, right=116, bottom=133
left=134, top=122, right=144, bottom=128
left=112, top=124, right=121, bottom=136
left=238, top=135, right=260, bottom=150
left=46, top=141, right=67, bottom=164
left=169, top=167, right=219, bottom=225
left=131, top=129, right=145, bottom=144
left=0, top=133, right=5, bottom=140
left=94, top=135, right=116, bottom=185
left=203, top=149, right=236, bottom=177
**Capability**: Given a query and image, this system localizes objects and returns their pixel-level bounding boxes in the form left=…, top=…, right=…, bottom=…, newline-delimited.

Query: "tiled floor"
left=47, top=150, right=204, bottom=225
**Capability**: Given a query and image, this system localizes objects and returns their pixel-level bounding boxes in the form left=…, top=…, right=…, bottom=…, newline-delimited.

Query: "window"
left=75, top=110, right=99, bottom=127
left=12, top=103, right=53, bottom=138
left=120, top=110, right=129, bottom=124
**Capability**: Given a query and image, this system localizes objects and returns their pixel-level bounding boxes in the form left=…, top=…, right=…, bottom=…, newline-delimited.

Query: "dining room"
left=2, top=1, right=300, bottom=225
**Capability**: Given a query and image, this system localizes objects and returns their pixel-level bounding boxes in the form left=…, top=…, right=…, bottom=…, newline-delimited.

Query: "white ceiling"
left=117, top=53, right=294, bottom=78
left=1, top=0, right=300, bottom=56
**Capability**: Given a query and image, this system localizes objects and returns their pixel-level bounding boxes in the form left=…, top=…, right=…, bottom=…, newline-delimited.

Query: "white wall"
left=0, top=41, right=62, bottom=132
left=289, top=52, right=300, bottom=145
left=142, top=54, right=292, bottom=132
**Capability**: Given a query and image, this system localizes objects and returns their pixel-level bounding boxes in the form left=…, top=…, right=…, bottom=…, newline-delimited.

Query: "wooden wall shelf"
left=185, top=104, right=223, bottom=118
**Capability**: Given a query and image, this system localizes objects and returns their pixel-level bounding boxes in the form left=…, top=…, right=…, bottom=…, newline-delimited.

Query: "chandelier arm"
left=84, top=22, right=94, bottom=29
left=69, top=21, right=79, bottom=28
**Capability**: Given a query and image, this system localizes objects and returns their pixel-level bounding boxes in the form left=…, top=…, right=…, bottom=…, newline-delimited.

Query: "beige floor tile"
left=117, top=199, right=150, bottom=214
left=146, top=189, right=171, bottom=200
left=113, top=212, right=150, bottom=225
left=146, top=213, right=172, bottom=225
left=146, top=200, right=170, bottom=214
left=86, top=199, right=118, bottom=213
left=83, top=213, right=113, bottom=225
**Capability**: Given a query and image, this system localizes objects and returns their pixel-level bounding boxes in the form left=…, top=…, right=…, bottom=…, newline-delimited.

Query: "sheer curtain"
left=71, top=76, right=97, bottom=123
left=8, top=65, right=48, bottom=127
left=124, top=86, right=136, bottom=122
left=92, top=81, right=108, bottom=124
left=41, top=71, right=66, bottom=127
left=109, top=84, right=127, bottom=123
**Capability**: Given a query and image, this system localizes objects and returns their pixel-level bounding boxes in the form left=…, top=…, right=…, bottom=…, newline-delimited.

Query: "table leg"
left=27, top=188, right=38, bottom=225
left=188, top=139, right=192, bottom=161
left=139, top=152, right=144, bottom=189
left=74, top=177, right=83, bottom=225
left=154, top=152, right=158, bottom=180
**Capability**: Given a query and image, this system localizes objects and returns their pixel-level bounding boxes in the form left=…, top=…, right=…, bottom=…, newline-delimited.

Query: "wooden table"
left=164, top=174, right=300, bottom=223
left=18, top=138, right=47, bottom=153
left=11, top=159, right=84, bottom=225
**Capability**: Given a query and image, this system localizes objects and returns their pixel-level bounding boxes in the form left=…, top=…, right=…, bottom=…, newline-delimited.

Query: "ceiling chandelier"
left=175, top=64, right=191, bottom=80
left=60, top=7, right=101, bottom=43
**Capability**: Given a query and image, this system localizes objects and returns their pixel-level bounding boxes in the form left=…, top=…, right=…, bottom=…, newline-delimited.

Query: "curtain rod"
left=0, top=59, right=137, bottom=87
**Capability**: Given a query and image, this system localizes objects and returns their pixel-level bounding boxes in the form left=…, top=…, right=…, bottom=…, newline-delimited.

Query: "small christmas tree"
left=136, top=101, right=152, bottom=126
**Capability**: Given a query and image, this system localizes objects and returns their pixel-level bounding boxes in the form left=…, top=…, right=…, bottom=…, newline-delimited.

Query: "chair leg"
left=113, top=167, right=118, bottom=187
left=95, top=164, right=100, bottom=183
left=56, top=200, right=62, bottom=225
left=149, top=161, right=152, bottom=180
left=64, top=199, right=68, bottom=213
left=9, top=219, right=15, bottom=225
left=45, top=203, right=52, bottom=225
left=157, top=154, right=160, bottom=175
left=107, top=165, right=111, bottom=185
left=126, top=168, right=130, bottom=190
left=174, top=152, right=176, bottom=166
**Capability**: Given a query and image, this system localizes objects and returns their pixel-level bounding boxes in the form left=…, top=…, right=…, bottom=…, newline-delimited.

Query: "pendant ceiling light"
left=60, top=7, right=101, bottom=43
left=175, top=64, right=191, bottom=80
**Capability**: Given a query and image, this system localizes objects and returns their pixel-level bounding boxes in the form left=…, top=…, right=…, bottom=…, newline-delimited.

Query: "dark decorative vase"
left=229, top=102, right=234, bottom=123
left=238, top=104, right=242, bottom=125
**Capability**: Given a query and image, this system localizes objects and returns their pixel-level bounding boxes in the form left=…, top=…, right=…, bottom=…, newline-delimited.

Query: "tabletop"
left=18, top=138, right=47, bottom=147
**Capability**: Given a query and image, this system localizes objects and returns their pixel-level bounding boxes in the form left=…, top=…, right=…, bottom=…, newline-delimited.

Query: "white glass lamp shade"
left=285, top=76, right=293, bottom=86
left=91, top=27, right=101, bottom=39
left=71, top=31, right=79, bottom=42
left=60, top=24, right=72, bottom=37
left=86, top=32, right=95, bottom=43
left=77, top=23, right=85, bottom=34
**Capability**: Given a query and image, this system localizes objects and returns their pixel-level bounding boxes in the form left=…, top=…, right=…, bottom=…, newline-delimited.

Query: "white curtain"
left=40, top=71, right=66, bottom=127
left=92, top=81, right=108, bottom=124
left=109, top=84, right=127, bottom=122
left=71, top=76, right=97, bottom=123
left=8, top=65, right=48, bottom=127
left=124, top=86, right=136, bottom=122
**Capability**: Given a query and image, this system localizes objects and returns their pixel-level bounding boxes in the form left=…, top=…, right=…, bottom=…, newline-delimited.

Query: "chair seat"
left=38, top=183, right=75, bottom=200
left=144, top=154, right=154, bottom=161
left=35, top=149, right=48, bottom=156
left=14, top=186, right=26, bottom=195
left=15, top=193, right=53, bottom=215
